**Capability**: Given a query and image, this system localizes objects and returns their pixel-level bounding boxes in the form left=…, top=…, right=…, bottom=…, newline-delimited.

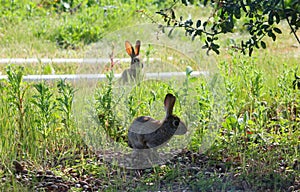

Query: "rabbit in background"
left=121, top=40, right=144, bottom=83
left=128, top=93, right=187, bottom=149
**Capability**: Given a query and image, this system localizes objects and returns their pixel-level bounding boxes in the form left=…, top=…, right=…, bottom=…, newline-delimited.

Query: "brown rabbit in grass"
left=121, top=40, right=144, bottom=83
left=128, top=93, right=187, bottom=149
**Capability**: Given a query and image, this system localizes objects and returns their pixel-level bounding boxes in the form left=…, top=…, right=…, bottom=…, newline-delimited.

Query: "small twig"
left=137, top=10, right=158, bottom=24
left=108, top=43, right=119, bottom=71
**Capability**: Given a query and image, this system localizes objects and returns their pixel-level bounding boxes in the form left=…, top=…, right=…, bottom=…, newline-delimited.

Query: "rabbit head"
left=125, top=40, right=143, bottom=68
left=163, top=93, right=187, bottom=135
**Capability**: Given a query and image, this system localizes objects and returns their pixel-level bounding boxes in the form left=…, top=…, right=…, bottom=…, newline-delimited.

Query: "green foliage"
left=0, top=66, right=81, bottom=164
left=32, top=82, right=57, bottom=139
left=0, top=0, right=46, bottom=25
left=57, top=79, right=77, bottom=130
left=95, top=70, right=125, bottom=141
left=6, top=66, right=30, bottom=140
left=156, top=0, right=300, bottom=56
left=0, top=0, right=23, bottom=23
left=0, top=60, right=299, bottom=190
left=39, top=0, right=83, bottom=13
left=47, top=2, right=143, bottom=49
left=52, top=12, right=104, bottom=49
left=210, top=56, right=300, bottom=169
left=93, top=67, right=211, bottom=146
left=0, top=0, right=154, bottom=49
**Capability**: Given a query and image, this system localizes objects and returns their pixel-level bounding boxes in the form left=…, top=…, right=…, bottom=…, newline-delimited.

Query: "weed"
left=32, top=82, right=57, bottom=140
left=6, top=66, right=30, bottom=141
left=95, top=70, right=125, bottom=142
left=57, top=79, right=76, bottom=132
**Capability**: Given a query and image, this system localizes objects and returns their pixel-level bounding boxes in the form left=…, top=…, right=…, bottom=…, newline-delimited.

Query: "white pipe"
left=0, top=71, right=207, bottom=82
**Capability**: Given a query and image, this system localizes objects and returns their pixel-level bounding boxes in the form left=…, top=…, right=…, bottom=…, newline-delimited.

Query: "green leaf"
left=241, top=4, right=247, bottom=12
left=192, top=33, right=197, bottom=41
left=234, top=7, right=241, bottom=19
left=268, top=31, right=276, bottom=41
left=189, top=77, right=198, bottom=83
left=268, top=12, right=274, bottom=25
left=168, top=27, right=174, bottom=37
left=196, top=20, right=201, bottom=28
left=291, top=13, right=297, bottom=25
left=213, top=49, right=220, bottom=55
left=211, top=43, right=220, bottom=54
left=261, top=24, right=270, bottom=31
left=211, top=43, right=220, bottom=49
left=203, top=21, right=208, bottom=30
left=195, top=29, right=202, bottom=36
left=202, top=45, right=208, bottom=49
left=257, top=29, right=263, bottom=36
left=261, top=41, right=266, bottom=49
left=170, top=9, right=176, bottom=19
left=273, top=27, right=282, bottom=34
left=274, top=12, right=280, bottom=24
left=181, top=0, right=188, bottom=6
left=249, top=47, right=253, bottom=56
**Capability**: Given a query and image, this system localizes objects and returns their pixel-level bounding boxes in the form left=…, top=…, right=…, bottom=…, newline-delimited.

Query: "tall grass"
left=1, top=53, right=299, bottom=190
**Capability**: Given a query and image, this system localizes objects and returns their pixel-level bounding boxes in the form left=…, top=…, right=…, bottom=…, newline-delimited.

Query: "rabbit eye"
left=173, top=120, right=180, bottom=127
left=133, top=58, right=139, bottom=63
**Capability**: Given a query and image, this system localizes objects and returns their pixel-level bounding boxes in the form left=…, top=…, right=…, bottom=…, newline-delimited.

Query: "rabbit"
left=128, top=93, right=187, bottom=149
left=121, top=40, right=144, bottom=83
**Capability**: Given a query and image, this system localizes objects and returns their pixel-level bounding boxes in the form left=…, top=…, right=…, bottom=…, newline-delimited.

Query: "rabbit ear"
left=134, top=40, right=141, bottom=56
left=125, top=41, right=135, bottom=57
left=164, top=93, right=176, bottom=117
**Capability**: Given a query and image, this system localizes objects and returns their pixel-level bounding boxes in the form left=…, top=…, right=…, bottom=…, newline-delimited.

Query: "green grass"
left=0, top=0, right=299, bottom=191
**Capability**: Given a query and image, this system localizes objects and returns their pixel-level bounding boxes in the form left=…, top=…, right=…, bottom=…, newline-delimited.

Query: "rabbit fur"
left=128, top=93, right=187, bottom=149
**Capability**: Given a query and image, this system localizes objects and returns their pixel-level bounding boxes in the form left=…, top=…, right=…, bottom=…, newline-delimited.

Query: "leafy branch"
left=153, top=0, right=300, bottom=56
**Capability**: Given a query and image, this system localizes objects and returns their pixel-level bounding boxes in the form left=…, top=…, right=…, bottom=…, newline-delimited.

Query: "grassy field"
left=0, top=0, right=299, bottom=191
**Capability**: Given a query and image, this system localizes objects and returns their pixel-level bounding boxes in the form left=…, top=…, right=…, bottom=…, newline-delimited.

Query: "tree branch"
left=281, top=0, right=300, bottom=44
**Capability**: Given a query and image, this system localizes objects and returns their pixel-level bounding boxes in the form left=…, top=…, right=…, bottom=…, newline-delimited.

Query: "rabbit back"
left=129, top=116, right=161, bottom=134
